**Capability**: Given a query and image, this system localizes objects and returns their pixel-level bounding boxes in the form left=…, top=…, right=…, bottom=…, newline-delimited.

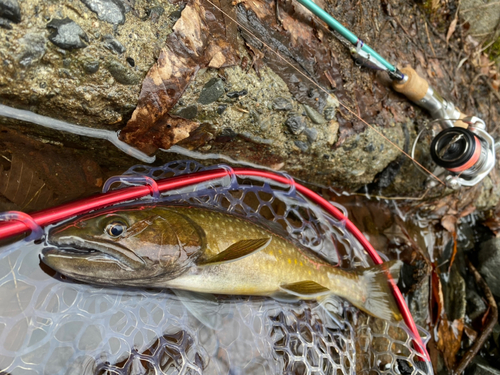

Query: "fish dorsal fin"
left=198, top=238, right=271, bottom=266
left=279, top=281, right=330, bottom=299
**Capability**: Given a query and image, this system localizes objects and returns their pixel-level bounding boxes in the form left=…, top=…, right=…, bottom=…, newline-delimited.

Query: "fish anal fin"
left=198, top=238, right=271, bottom=266
left=279, top=280, right=330, bottom=299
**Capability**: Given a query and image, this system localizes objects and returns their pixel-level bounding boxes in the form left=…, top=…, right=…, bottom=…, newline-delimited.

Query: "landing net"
left=0, top=160, right=432, bottom=375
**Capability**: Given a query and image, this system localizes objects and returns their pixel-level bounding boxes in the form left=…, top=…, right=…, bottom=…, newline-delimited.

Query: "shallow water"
left=0, top=161, right=432, bottom=375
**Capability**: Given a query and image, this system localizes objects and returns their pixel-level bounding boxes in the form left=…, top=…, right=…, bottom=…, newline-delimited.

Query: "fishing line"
left=204, top=0, right=446, bottom=186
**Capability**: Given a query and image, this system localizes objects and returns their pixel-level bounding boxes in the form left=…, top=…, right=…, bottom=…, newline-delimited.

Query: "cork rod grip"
left=392, top=67, right=429, bottom=102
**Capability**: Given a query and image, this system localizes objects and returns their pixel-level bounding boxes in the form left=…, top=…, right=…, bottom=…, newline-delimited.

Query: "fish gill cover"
left=0, top=160, right=431, bottom=375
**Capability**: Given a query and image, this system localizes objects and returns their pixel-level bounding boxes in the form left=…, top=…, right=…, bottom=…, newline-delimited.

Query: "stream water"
left=0, top=161, right=432, bottom=375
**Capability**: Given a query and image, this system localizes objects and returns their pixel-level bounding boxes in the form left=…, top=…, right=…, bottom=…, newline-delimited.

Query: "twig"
left=350, top=188, right=431, bottom=201
left=453, top=260, right=498, bottom=374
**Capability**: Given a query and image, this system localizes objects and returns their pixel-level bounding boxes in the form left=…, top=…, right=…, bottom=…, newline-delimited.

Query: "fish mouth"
left=43, top=235, right=146, bottom=271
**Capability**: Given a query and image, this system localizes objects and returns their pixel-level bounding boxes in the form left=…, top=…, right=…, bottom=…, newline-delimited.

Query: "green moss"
left=489, top=37, right=500, bottom=62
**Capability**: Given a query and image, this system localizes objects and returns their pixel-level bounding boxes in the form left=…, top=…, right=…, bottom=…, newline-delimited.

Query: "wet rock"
left=272, top=97, right=293, bottom=111
left=461, top=0, right=500, bottom=35
left=466, top=286, right=487, bottom=321
left=80, top=0, right=126, bottom=25
left=478, top=238, right=500, bottom=298
left=294, top=140, right=308, bottom=152
left=323, top=106, right=336, bottom=120
left=304, top=128, right=318, bottom=143
left=285, top=115, right=306, bottom=135
left=83, top=60, right=99, bottom=74
left=408, top=276, right=430, bottom=327
left=16, top=33, right=46, bottom=67
left=171, top=105, right=198, bottom=120
left=47, top=18, right=89, bottom=50
left=106, top=59, right=139, bottom=85
left=441, top=266, right=466, bottom=321
left=102, top=34, right=126, bottom=54
left=0, top=0, right=21, bottom=23
left=226, top=89, right=248, bottom=99
left=0, top=17, right=11, bottom=28
left=303, top=104, right=326, bottom=124
left=198, top=78, right=224, bottom=105
left=466, top=361, right=500, bottom=375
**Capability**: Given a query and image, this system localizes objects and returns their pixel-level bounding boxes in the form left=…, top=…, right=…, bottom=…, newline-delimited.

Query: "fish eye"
left=105, top=222, right=127, bottom=237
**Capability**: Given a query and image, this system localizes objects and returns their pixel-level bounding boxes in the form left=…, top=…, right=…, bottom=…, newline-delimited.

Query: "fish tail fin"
left=354, top=260, right=403, bottom=322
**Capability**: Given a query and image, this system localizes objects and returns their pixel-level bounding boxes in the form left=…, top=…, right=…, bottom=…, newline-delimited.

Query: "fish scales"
left=43, top=205, right=402, bottom=321
left=170, top=207, right=362, bottom=298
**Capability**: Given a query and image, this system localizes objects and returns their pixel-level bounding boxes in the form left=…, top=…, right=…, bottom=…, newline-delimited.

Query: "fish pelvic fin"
left=279, top=280, right=331, bottom=299
left=197, top=238, right=271, bottom=266
left=354, top=260, right=403, bottom=322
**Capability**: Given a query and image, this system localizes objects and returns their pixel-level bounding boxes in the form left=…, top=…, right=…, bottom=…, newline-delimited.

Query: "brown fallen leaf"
left=437, top=318, right=464, bottom=369
left=0, top=127, right=103, bottom=212
left=120, top=0, right=240, bottom=154
left=0, top=155, right=55, bottom=212
left=441, top=214, right=457, bottom=233
left=445, top=17, right=458, bottom=44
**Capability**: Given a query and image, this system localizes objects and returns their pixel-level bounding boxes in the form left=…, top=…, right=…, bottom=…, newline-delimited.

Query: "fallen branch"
left=453, top=260, right=498, bottom=374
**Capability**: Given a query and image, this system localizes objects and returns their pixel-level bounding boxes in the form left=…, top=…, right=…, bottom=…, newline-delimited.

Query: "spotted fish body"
left=43, top=205, right=402, bottom=321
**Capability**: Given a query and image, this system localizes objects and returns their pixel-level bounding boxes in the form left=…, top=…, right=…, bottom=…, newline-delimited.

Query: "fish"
left=42, top=205, right=403, bottom=321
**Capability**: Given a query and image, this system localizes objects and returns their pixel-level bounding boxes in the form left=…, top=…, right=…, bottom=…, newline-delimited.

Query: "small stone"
left=285, top=115, right=306, bottom=135
left=478, top=237, right=500, bottom=298
left=217, top=104, right=227, bottom=115
left=303, top=104, right=326, bottom=124
left=0, top=0, right=21, bottom=23
left=304, top=128, right=318, bottom=143
left=102, top=34, right=126, bottom=54
left=226, top=89, right=248, bottom=99
left=364, top=143, right=375, bottom=152
left=106, top=59, right=139, bottom=85
left=169, top=9, right=182, bottom=22
left=16, top=33, right=46, bottom=67
left=80, top=0, right=126, bottom=25
left=324, top=106, right=336, bottom=120
left=294, top=140, right=309, bottom=152
left=47, top=18, right=89, bottom=50
left=172, top=105, right=198, bottom=119
left=83, top=60, right=99, bottom=74
left=0, top=17, right=12, bottom=29
left=198, top=78, right=224, bottom=105
left=146, top=6, right=164, bottom=23
left=272, top=97, right=293, bottom=111
left=126, top=57, right=135, bottom=67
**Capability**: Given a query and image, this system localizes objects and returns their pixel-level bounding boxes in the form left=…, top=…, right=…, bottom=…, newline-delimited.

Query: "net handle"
left=0, top=166, right=430, bottom=361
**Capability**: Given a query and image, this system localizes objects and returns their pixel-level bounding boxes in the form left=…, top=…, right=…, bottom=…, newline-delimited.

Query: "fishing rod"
left=295, top=0, right=496, bottom=189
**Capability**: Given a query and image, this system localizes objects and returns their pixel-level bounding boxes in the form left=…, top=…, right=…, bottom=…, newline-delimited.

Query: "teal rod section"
left=294, top=0, right=396, bottom=72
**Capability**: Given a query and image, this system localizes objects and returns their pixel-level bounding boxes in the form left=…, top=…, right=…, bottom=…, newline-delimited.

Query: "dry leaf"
left=446, top=17, right=458, bottom=43
left=0, top=155, right=54, bottom=211
left=437, top=318, right=464, bottom=369
left=441, top=214, right=457, bottom=233
left=120, top=0, right=240, bottom=154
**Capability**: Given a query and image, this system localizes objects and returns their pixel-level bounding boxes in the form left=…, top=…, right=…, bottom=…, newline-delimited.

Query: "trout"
left=42, top=205, right=403, bottom=321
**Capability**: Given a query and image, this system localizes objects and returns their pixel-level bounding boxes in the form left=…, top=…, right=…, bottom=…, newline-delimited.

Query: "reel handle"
left=392, top=66, right=468, bottom=128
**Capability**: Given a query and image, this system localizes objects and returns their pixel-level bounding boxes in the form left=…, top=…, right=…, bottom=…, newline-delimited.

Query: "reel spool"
left=429, top=119, right=496, bottom=188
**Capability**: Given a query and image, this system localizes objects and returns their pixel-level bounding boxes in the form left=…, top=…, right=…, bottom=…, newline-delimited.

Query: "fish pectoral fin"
left=172, top=289, right=228, bottom=330
left=279, top=281, right=330, bottom=299
left=197, top=237, right=271, bottom=266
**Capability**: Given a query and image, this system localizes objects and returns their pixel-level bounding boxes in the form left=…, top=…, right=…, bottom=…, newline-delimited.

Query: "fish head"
left=42, top=206, right=206, bottom=286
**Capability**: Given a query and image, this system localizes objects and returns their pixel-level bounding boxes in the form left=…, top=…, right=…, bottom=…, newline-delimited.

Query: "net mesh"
left=0, top=160, right=432, bottom=375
